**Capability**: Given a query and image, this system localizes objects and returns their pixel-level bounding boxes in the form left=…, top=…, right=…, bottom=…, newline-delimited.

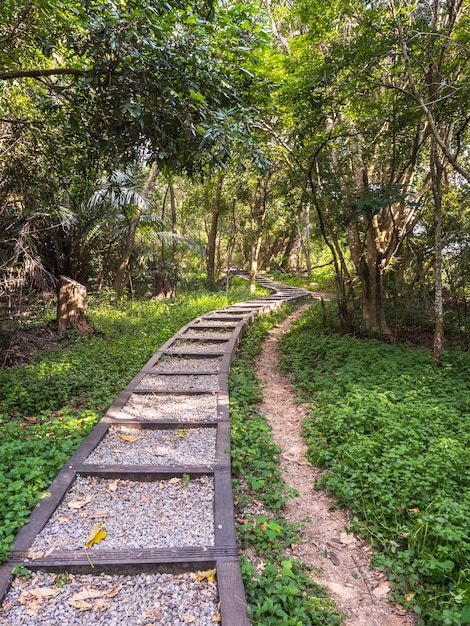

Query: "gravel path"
left=113, top=393, right=218, bottom=422
left=135, top=374, right=219, bottom=392
left=0, top=571, right=218, bottom=626
left=168, top=341, right=228, bottom=353
left=84, top=426, right=216, bottom=466
left=151, top=356, right=222, bottom=373
left=28, top=476, right=214, bottom=553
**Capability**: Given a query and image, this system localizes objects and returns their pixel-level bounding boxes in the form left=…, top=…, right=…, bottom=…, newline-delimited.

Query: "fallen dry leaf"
left=120, top=435, right=141, bottom=442
left=84, top=522, right=107, bottom=548
left=197, top=568, right=216, bottom=584
left=372, top=581, right=391, bottom=598
left=90, top=509, right=108, bottom=519
left=169, top=477, right=180, bottom=485
left=105, top=584, right=123, bottom=598
left=95, top=598, right=111, bottom=611
left=182, top=614, right=196, bottom=623
left=142, top=493, right=150, bottom=502
left=405, top=592, right=416, bottom=602
left=339, top=532, right=355, bottom=545
left=107, top=479, right=120, bottom=492
left=67, top=495, right=92, bottom=510
left=19, top=587, right=61, bottom=604
left=71, top=589, right=102, bottom=602
left=69, top=599, right=93, bottom=610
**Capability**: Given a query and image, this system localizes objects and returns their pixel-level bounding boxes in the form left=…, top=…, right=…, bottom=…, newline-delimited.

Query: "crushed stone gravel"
left=112, top=393, right=218, bottom=422
left=136, top=374, right=219, bottom=392
left=168, top=341, right=228, bottom=354
left=28, top=476, right=215, bottom=554
left=84, top=425, right=216, bottom=466
left=150, top=356, right=222, bottom=373
left=0, top=571, right=218, bottom=626
left=181, top=330, right=233, bottom=339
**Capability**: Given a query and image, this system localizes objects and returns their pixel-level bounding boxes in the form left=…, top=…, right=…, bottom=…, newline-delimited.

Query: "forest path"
left=255, top=304, right=418, bottom=626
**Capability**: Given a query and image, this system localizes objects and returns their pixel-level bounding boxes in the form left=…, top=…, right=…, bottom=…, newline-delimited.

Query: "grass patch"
left=279, top=302, right=470, bottom=626
left=230, top=309, right=344, bottom=625
left=0, top=281, right=260, bottom=562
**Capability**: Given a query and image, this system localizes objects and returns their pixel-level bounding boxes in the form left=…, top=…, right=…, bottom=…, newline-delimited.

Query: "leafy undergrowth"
left=230, top=311, right=344, bottom=625
left=279, top=302, right=470, bottom=626
left=0, top=281, right=259, bottom=562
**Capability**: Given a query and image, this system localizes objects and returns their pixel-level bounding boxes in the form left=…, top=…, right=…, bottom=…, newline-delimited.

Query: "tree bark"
left=206, top=175, right=224, bottom=290
left=56, top=276, right=87, bottom=332
left=113, top=162, right=159, bottom=295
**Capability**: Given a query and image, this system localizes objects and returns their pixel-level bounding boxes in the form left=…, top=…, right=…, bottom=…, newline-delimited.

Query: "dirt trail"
left=255, top=304, right=418, bottom=626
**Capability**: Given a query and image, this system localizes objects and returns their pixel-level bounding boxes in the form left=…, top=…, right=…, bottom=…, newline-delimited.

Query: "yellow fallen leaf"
left=169, top=477, right=180, bottom=485
left=120, top=435, right=141, bottom=442
left=213, top=615, right=221, bottom=623
left=85, top=522, right=107, bottom=548
left=68, top=495, right=92, bottom=509
left=405, top=592, right=416, bottom=602
left=197, top=568, right=216, bottom=584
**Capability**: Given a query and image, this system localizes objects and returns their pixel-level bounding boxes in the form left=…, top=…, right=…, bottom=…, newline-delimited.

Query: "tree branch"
left=0, top=68, right=123, bottom=80
left=393, top=14, right=470, bottom=183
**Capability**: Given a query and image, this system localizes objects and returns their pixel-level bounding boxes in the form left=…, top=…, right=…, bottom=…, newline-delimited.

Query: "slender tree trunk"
left=305, top=203, right=312, bottom=278
left=113, top=162, right=159, bottom=295
left=249, top=177, right=270, bottom=294
left=431, top=137, right=445, bottom=364
left=308, top=167, right=353, bottom=332
left=169, top=181, right=177, bottom=262
left=206, top=175, right=224, bottom=290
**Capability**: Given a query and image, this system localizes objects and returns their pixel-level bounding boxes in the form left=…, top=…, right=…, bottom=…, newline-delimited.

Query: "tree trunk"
left=249, top=177, right=270, bottom=294
left=57, top=276, right=87, bottom=332
left=169, top=181, right=177, bottom=262
left=113, top=162, right=159, bottom=295
left=431, top=137, right=445, bottom=364
left=363, top=221, right=390, bottom=336
left=206, top=175, right=224, bottom=290
left=305, top=203, right=312, bottom=278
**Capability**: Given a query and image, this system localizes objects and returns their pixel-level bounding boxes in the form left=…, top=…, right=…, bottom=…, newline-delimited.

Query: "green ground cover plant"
left=0, top=281, right=258, bottom=562
left=229, top=310, right=343, bottom=625
left=279, top=302, right=470, bottom=626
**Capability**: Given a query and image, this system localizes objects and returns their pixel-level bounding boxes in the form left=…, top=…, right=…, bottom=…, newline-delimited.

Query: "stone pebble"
left=28, top=476, right=215, bottom=553
left=0, top=571, right=218, bottom=626
left=84, top=426, right=216, bottom=466
left=114, top=393, right=218, bottom=422
left=136, top=375, right=219, bottom=392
